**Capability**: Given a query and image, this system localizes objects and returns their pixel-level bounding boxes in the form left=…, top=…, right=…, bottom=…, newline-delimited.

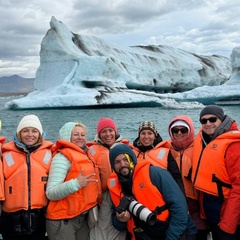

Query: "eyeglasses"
left=200, top=117, right=218, bottom=124
left=171, top=127, right=188, bottom=134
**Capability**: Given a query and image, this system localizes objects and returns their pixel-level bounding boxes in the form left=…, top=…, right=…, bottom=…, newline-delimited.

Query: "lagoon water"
left=1, top=96, right=240, bottom=143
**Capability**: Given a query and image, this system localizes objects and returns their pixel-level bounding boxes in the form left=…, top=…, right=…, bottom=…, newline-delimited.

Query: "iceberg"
left=5, top=17, right=240, bottom=110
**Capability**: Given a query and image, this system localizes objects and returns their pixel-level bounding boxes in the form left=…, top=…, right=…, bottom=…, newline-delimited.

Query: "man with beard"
left=107, top=144, right=196, bottom=240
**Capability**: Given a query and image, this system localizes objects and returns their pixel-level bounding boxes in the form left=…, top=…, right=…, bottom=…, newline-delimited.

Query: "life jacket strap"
left=212, top=174, right=232, bottom=202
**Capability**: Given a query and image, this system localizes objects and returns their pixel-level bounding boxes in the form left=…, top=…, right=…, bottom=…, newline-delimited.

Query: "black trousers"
left=209, top=222, right=240, bottom=240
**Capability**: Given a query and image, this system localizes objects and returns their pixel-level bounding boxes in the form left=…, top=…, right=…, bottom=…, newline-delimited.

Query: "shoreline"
left=0, top=93, right=28, bottom=97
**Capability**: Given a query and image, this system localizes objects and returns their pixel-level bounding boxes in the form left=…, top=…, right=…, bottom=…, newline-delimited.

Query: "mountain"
left=0, top=75, right=34, bottom=95
left=5, top=16, right=240, bottom=110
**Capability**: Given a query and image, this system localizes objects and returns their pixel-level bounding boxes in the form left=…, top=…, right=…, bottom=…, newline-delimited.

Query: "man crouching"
left=107, top=144, right=196, bottom=240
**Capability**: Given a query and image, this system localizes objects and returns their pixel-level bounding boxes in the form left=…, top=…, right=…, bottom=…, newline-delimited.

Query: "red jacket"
left=192, top=122, right=240, bottom=234
left=0, top=136, right=6, bottom=200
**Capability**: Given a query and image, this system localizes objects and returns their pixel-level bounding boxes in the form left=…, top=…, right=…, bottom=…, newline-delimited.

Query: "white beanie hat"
left=17, top=115, right=43, bottom=135
left=169, top=120, right=190, bottom=140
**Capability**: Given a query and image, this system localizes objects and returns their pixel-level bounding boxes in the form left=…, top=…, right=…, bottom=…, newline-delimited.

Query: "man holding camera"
left=107, top=144, right=196, bottom=240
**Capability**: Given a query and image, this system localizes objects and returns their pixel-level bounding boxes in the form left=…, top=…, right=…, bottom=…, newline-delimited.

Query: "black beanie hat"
left=200, top=105, right=225, bottom=121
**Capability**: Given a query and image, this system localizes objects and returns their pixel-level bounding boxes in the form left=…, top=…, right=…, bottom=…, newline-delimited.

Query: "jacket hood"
left=109, top=144, right=137, bottom=171
left=59, top=122, right=76, bottom=142
left=168, top=115, right=194, bottom=150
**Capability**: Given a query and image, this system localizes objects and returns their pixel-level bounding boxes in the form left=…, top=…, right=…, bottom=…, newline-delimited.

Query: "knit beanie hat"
left=97, top=118, right=117, bottom=136
left=138, top=121, right=157, bottom=136
left=200, top=105, right=225, bottom=121
left=17, top=115, right=43, bottom=134
left=109, top=144, right=137, bottom=173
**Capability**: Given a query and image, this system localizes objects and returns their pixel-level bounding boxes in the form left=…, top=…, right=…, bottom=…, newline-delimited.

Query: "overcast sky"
left=0, top=0, right=239, bottom=78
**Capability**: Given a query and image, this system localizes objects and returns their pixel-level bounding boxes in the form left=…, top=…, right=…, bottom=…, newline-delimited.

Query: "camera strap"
left=154, top=204, right=168, bottom=215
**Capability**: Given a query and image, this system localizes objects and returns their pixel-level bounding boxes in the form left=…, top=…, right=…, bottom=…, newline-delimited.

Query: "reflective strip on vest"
left=109, top=178, right=116, bottom=188
left=43, top=151, right=52, bottom=164
left=89, top=146, right=96, bottom=155
left=157, top=149, right=167, bottom=160
left=5, top=153, right=14, bottom=166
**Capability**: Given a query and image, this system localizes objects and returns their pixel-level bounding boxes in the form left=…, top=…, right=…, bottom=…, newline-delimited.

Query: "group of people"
left=0, top=105, right=239, bottom=240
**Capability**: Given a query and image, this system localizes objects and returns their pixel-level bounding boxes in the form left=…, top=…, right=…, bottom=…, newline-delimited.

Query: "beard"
left=118, top=166, right=130, bottom=178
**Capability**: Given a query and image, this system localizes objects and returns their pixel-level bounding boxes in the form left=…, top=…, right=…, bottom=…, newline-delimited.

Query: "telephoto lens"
left=128, top=200, right=156, bottom=225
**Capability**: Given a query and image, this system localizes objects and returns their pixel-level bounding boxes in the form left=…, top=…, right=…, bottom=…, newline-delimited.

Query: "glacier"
left=5, top=16, right=240, bottom=110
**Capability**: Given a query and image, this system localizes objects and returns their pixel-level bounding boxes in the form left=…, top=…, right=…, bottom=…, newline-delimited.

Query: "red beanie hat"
left=97, top=118, right=117, bottom=136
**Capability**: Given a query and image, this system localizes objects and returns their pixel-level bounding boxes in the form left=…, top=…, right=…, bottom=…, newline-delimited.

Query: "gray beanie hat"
left=200, top=105, right=225, bottom=121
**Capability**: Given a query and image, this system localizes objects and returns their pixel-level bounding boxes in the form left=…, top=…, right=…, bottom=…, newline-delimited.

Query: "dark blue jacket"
left=112, top=165, right=196, bottom=239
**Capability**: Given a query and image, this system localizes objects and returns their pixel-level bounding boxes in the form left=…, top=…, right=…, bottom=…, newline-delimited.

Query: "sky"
left=0, top=0, right=240, bottom=78
left=5, top=14, right=239, bottom=111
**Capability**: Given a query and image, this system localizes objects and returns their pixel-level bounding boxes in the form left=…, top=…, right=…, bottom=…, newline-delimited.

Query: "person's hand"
left=77, top=169, right=98, bottom=187
left=116, top=210, right=131, bottom=222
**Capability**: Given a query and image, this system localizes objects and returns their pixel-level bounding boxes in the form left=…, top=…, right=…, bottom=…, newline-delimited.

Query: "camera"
left=116, top=196, right=133, bottom=214
left=116, top=196, right=156, bottom=226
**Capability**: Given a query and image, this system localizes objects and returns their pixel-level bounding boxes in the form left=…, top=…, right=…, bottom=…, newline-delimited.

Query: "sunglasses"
left=171, top=127, right=188, bottom=134
left=200, top=117, right=218, bottom=124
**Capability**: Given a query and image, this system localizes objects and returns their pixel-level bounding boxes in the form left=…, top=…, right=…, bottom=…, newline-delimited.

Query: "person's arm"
left=167, top=151, right=185, bottom=194
left=150, top=166, right=189, bottom=240
left=112, top=206, right=128, bottom=231
left=46, top=152, right=80, bottom=200
left=219, top=142, right=240, bottom=234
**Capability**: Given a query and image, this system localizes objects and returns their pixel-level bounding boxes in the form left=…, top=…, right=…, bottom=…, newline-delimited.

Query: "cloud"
left=0, top=0, right=239, bottom=78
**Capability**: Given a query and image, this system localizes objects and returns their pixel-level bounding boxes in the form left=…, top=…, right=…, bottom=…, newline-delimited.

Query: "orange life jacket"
left=130, top=141, right=170, bottom=169
left=107, top=161, right=169, bottom=240
left=192, top=130, right=240, bottom=200
left=1, top=141, right=53, bottom=212
left=0, top=136, right=6, bottom=201
left=170, top=143, right=198, bottom=200
left=0, top=136, right=5, bottom=156
left=46, top=139, right=101, bottom=220
left=0, top=136, right=5, bottom=146
left=88, top=139, right=129, bottom=192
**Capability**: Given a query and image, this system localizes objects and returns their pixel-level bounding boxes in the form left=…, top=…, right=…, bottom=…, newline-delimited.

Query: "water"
left=0, top=96, right=240, bottom=143
left=0, top=96, right=237, bottom=240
